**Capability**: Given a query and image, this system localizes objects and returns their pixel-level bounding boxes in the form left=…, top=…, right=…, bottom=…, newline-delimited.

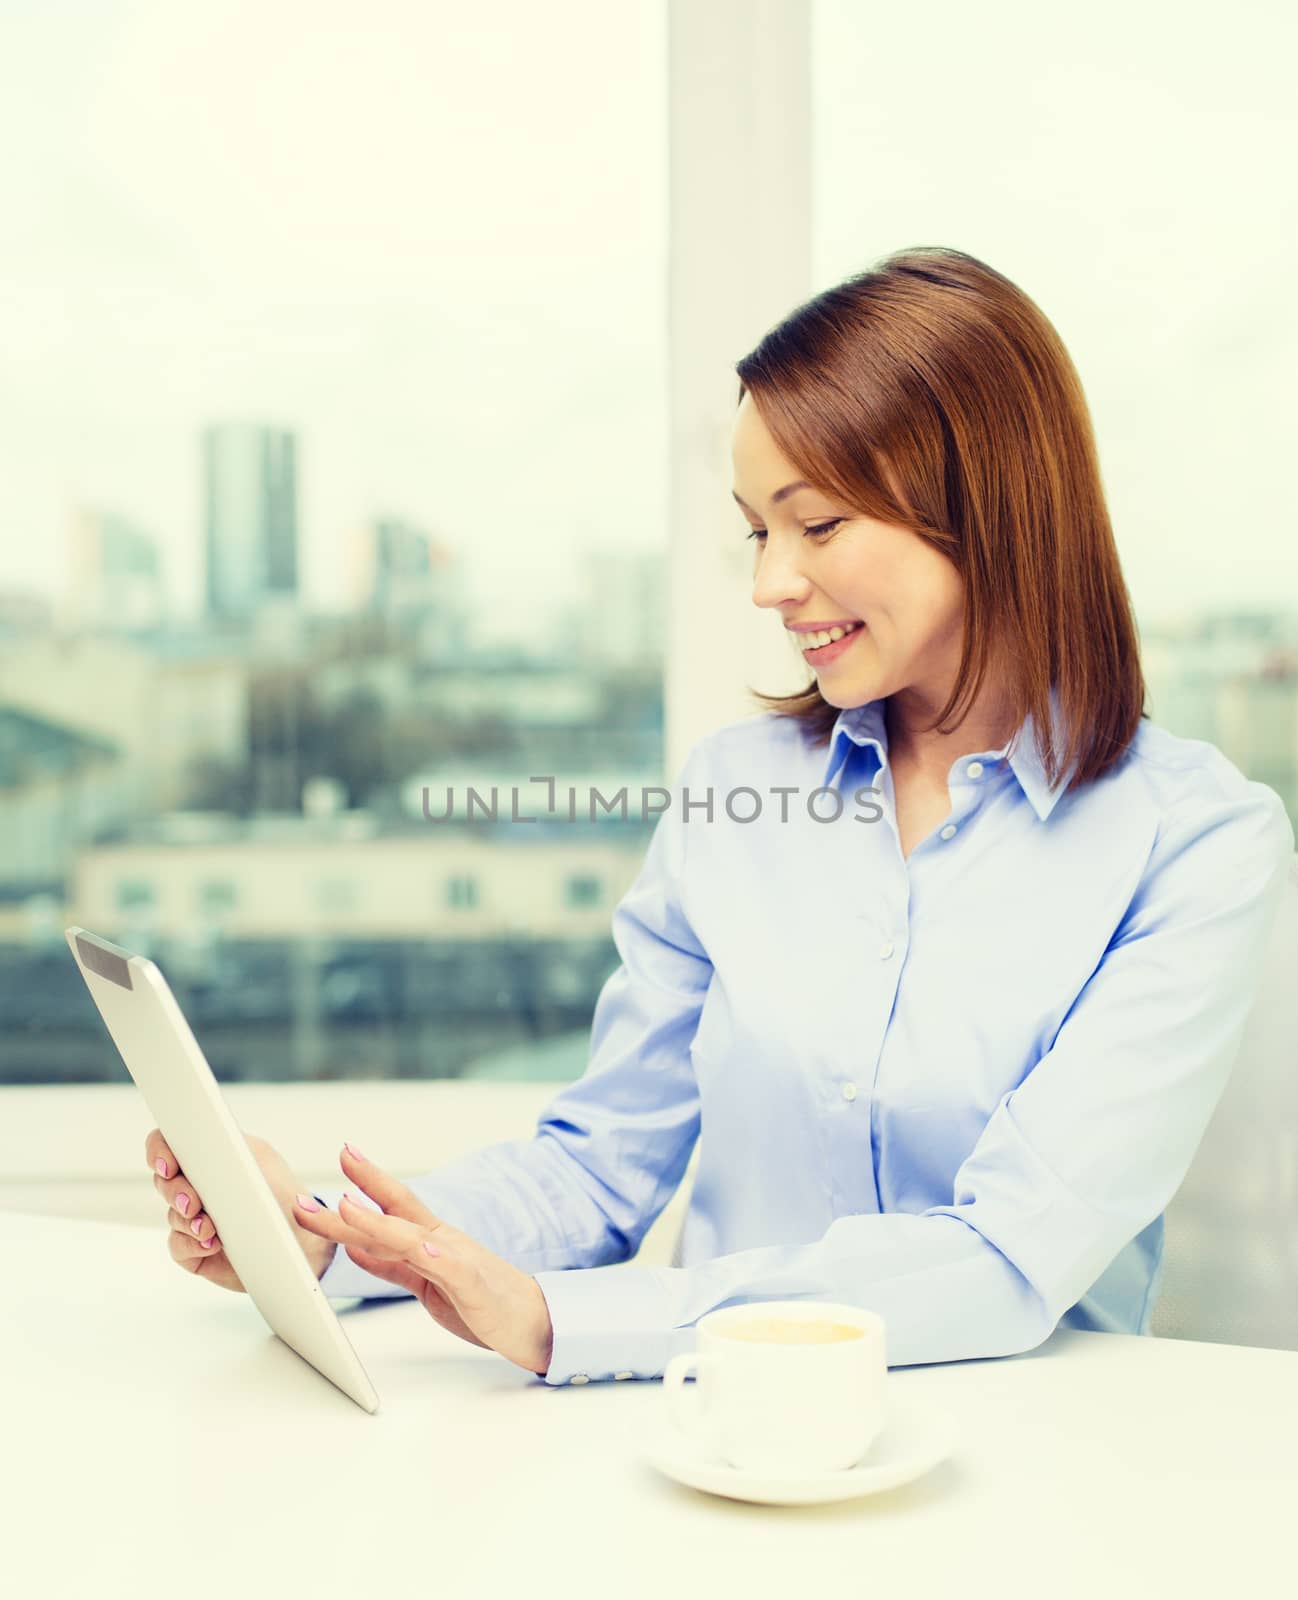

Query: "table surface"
left=5, top=1209, right=1295, bottom=1600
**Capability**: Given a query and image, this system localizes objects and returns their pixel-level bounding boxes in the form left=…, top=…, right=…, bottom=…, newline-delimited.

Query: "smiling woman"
left=132, top=244, right=1295, bottom=1394
left=730, top=245, right=1146, bottom=798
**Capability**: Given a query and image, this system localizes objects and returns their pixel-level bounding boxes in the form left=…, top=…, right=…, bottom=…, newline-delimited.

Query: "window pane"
left=0, top=1, right=668, bottom=1085
left=564, top=874, right=603, bottom=909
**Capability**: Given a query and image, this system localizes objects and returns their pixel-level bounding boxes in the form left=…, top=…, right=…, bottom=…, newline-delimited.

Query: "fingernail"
left=155, top=1158, right=168, bottom=1177
left=176, top=1193, right=191, bottom=1217
left=296, top=1192, right=321, bottom=1212
left=344, top=1142, right=366, bottom=1161
left=202, top=1237, right=216, bottom=1250
left=341, top=1190, right=360, bottom=1206
left=422, top=1241, right=441, bottom=1259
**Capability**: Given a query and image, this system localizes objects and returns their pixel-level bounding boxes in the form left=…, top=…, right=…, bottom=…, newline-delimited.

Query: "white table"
left=5, top=1210, right=1294, bottom=1600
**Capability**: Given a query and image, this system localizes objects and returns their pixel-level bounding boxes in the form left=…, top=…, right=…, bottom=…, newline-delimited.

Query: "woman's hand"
left=293, top=1145, right=554, bottom=1378
left=147, top=1127, right=337, bottom=1294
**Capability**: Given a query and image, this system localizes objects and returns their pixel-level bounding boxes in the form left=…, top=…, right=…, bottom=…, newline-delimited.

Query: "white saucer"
left=643, top=1393, right=957, bottom=1506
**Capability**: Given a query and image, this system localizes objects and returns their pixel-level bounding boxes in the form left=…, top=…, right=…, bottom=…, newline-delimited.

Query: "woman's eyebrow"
left=731, top=480, right=810, bottom=513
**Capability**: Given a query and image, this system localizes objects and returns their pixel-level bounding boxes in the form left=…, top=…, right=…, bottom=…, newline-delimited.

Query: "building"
left=68, top=811, right=647, bottom=943
left=1140, top=610, right=1298, bottom=826
left=0, top=588, right=54, bottom=642
left=203, top=423, right=300, bottom=624
left=0, top=705, right=123, bottom=921
left=0, top=631, right=251, bottom=816
left=63, top=509, right=166, bottom=634
left=553, top=545, right=665, bottom=670
left=345, top=515, right=471, bottom=661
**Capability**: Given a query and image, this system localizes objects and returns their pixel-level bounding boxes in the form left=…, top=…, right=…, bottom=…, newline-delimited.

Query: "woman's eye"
left=744, top=519, right=843, bottom=543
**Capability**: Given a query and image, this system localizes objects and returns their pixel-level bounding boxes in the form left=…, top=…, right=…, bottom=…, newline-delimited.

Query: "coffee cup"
left=662, top=1300, right=887, bottom=1474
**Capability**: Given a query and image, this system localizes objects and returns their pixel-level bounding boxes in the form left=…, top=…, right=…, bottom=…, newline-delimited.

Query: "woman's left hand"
left=292, top=1145, right=554, bottom=1378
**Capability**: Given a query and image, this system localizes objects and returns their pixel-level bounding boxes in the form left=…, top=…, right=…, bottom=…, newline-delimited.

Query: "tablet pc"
left=65, top=925, right=380, bottom=1414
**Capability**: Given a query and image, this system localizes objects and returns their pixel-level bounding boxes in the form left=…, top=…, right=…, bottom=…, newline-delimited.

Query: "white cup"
left=662, top=1300, right=887, bottom=1474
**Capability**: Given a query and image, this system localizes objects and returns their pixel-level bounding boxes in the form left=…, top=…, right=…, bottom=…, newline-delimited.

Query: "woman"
left=146, top=246, right=1294, bottom=1387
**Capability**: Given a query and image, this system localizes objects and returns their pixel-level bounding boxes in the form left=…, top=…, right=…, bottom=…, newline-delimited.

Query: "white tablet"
left=66, top=925, right=380, bottom=1414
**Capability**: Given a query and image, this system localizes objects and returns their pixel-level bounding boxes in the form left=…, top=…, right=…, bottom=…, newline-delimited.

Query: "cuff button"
left=614, top=1371, right=633, bottom=1380
left=570, top=1373, right=590, bottom=1384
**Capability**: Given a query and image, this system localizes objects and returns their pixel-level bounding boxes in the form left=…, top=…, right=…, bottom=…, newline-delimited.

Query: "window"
left=198, top=881, right=237, bottom=915
left=445, top=876, right=479, bottom=911
left=0, top=3, right=667, bottom=1085
left=114, top=879, right=155, bottom=913
left=564, top=874, right=603, bottom=909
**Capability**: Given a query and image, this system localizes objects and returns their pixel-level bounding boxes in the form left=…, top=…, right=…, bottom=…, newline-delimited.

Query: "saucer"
left=642, top=1393, right=957, bottom=1506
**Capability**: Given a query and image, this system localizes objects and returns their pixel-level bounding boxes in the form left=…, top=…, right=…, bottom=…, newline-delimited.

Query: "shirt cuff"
left=531, top=1262, right=699, bottom=1386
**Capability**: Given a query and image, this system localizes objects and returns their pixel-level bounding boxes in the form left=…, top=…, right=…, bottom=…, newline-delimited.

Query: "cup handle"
left=663, top=1351, right=714, bottom=1453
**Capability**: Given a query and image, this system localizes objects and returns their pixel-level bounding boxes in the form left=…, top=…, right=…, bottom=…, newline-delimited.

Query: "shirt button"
left=842, top=1081, right=858, bottom=1101
left=614, top=1371, right=634, bottom=1381
left=940, top=823, right=957, bottom=840
left=570, top=1373, right=590, bottom=1385
left=966, top=761, right=984, bottom=779
left=879, top=939, right=894, bottom=960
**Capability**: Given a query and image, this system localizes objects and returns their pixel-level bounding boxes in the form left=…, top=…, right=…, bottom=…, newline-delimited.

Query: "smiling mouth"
left=794, top=621, right=865, bottom=653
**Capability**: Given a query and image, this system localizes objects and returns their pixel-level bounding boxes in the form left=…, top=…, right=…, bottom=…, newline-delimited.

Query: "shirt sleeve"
left=314, top=739, right=713, bottom=1307
left=531, top=777, right=1295, bottom=1385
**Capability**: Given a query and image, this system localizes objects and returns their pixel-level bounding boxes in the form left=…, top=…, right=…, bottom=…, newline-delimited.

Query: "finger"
left=338, top=1194, right=475, bottom=1307
left=145, top=1128, right=178, bottom=1180
left=179, top=1208, right=219, bottom=1246
left=344, top=1243, right=490, bottom=1350
left=167, top=1224, right=221, bottom=1272
left=166, top=1205, right=203, bottom=1237
left=335, top=1191, right=432, bottom=1259
left=154, top=1171, right=201, bottom=1219
left=291, top=1193, right=405, bottom=1261
left=338, top=1145, right=442, bottom=1231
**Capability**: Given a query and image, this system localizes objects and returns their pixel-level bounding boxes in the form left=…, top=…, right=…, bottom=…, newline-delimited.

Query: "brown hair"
left=735, top=245, right=1147, bottom=794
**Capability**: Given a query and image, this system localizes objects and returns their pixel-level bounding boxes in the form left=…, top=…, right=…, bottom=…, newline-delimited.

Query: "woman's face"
left=730, top=392, right=966, bottom=713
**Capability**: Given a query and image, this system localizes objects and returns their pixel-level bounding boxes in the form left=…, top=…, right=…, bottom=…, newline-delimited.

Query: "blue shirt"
left=315, top=688, right=1295, bottom=1386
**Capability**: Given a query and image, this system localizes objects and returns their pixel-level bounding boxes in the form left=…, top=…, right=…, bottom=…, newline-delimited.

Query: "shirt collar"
left=821, top=683, right=1070, bottom=822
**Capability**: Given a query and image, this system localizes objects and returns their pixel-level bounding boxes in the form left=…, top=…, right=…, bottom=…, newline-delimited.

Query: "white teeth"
left=798, top=623, right=862, bottom=650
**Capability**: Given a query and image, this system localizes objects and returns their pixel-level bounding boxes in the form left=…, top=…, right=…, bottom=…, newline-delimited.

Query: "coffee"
left=719, top=1317, right=864, bottom=1345
left=664, top=1299, right=888, bottom=1473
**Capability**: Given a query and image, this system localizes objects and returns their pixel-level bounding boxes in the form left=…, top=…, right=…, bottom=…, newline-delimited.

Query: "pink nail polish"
left=344, top=1142, right=366, bottom=1161
left=422, top=1241, right=441, bottom=1259
left=176, top=1193, right=191, bottom=1217
left=296, top=1192, right=321, bottom=1212
left=155, top=1158, right=168, bottom=1177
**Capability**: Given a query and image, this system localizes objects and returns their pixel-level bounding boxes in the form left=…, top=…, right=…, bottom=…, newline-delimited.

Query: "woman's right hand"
left=145, top=1127, right=338, bottom=1294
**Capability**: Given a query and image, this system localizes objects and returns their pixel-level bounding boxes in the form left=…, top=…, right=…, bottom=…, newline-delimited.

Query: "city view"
left=0, top=417, right=668, bottom=1085
left=2, top=412, right=1296, bottom=1084
left=0, top=0, right=673, bottom=1088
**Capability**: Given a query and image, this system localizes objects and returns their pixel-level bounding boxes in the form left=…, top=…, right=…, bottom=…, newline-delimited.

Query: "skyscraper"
left=345, top=514, right=470, bottom=659
left=63, top=509, right=165, bottom=634
left=202, top=423, right=299, bottom=623
left=553, top=546, right=665, bottom=669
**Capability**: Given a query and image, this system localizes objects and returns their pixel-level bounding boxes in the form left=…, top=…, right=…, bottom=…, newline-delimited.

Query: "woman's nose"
left=751, top=540, right=811, bottom=612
